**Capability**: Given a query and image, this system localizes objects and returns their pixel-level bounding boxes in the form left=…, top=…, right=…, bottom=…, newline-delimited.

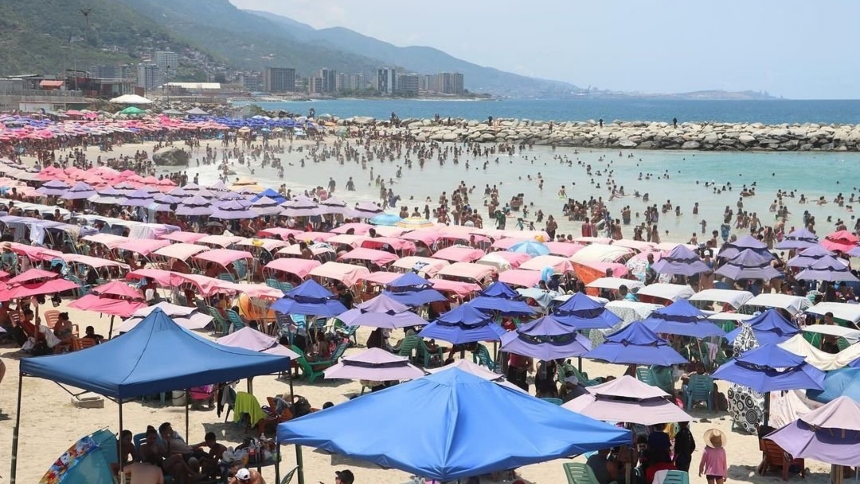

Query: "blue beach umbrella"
left=383, top=272, right=447, bottom=306
left=807, top=367, right=860, bottom=404
left=271, top=279, right=348, bottom=317
left=640, top=299, right=726, bottom=338
left=725, top=308, right=799, bottom=345
left=40, top=429, right=118, bottom=483
left=277, top=369, right=631, bottom=481
left=552, top=292, right=622, bottom=330
left=500, top=315, right=592, bottom=360
left=470, top=281, right=536, bottom=317
left=712, top=344, right=825, bottom=393
left=418, top=304, right=505, bottom=344
left=369, top=213, right=403, bottom=226
left=651, top=244, right=711, bottom=276
left=584, top=322, right=688, bottom=366
left=508, top=240, right=551, bottom=257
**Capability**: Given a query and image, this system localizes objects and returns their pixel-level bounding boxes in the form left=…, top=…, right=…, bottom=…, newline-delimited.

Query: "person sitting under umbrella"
left=52, top=312, right=75, bottom=353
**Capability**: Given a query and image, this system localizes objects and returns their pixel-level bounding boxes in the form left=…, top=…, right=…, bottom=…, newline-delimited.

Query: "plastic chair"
left=636, top=366, right=657, bottom=386
left=663, top=470, right=690, bottom=484
left=563, top=462, right=602, bottom=484
left=206, top=305, right=230, bottom=335
left=471, top=343, right=496, bottom=371
left=684, top=374, right=714, bottom=411
left=280, top=466, right=300, bottom=484
left=218, top=272, right=236, bottom=283
left=760, top=439, right=805, bottom=480
left=803, top=331, right=822, bottom=349
left=837, top=337, right=851, bottom=352
left=225, top=309, right=246, bottom=333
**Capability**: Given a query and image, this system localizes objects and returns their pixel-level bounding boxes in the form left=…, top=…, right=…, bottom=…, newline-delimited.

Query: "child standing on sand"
left=699, top=429, right=727, bottom=484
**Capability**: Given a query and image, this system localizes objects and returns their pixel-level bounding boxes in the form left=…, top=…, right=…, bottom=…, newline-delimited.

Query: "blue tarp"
left=277, top=368, right=630, bottom=480
left=20, top=309, right=291, bottom=399
left=711, top=344, right=825, bottom=393
left=584, top=322, right=688, bottom=366
left=481, top=281, right=521, bottom=299
left=470, top=281, right=535, bottom=316
left=508, top=241, right=550, bottom=256
left=552, top=292, right=621, bottom=330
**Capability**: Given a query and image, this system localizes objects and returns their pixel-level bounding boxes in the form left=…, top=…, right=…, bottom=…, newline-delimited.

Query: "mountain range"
left=0, top=0, right=774, bottom=99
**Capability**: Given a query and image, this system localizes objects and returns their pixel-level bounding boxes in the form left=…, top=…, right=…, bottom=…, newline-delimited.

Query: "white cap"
left=565, top=375, right=579, bottom=385
left=236, top=468, right=251, bottom=480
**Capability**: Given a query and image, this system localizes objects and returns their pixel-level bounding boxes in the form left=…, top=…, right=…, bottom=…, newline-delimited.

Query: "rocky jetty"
left=152, top=147, right=190, bottom=166
left=341, top=117, right=860, bottom=152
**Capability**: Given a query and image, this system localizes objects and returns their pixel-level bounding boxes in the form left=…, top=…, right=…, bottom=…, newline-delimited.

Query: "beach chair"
left=225, top=309, right=246, bottom=333
left=279, top=466, right=300, bottom=484
left=837, top=337, right=852, bottom=352
left=636, top=366, right=657, bottom=386
left=266, top=278, right=283, bottom=291
left=297, top=343, right=348, bottom=383
left=759, top=439, right=805, bottom=481
left=397, top=335, right=421, bottom=363
left=207, top=305, right=230, bottom=335
left=67, top=275, right=91, bottom=297
left=803, top=331, right=822, bottom=349
left=563, top=462, right=603, bottom=484
left=662, top=470, right=690, bottom=484
left=334, top=321, right=359, bottom=346
left=43, top=310, right=60, bottom=329
left=569, top=365, right=600, bottom=386
left=471, top=343, right=497, bottom=371
left=218, top=272, right=237, bottom=283
left=79, top=337, right=97, bottom=350
left=684, top=374, right=714, bottom=411
left=416, top=338, right=444, bottom=367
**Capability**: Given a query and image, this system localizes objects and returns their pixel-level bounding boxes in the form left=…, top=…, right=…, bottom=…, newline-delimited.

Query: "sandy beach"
left=0, top=135, right=853, bottom=483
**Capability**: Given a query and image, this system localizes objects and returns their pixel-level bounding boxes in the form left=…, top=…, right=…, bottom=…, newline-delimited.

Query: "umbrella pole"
left=295, top=445, right=305, bottom=484
left=9, top=371, right=24, bottom=484
left=247, top=377, right=254, bottom=395
left=109, top=315, right=115, bottom=339
left=763, top=392, right=771, bottom=428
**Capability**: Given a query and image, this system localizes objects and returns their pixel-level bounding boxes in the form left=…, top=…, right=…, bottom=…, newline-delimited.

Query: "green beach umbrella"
left=119, top=106, right=146, bottom=116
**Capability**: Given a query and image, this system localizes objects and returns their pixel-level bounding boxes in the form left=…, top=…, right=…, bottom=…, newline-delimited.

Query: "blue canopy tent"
left=500, top=315, right=592, bottom=360
left=10, top=309, right=292, bottom=483
left=470, top=281, right=536, bottom=317
left=552, top=292, right=622, bottom=330
left=383, top=272, right=447, bottom=306
left=725, top=308, right=799, bottom=345
left=271, top=279, right=348, bottom=317
left=712, top=343, right=825, bottom=425
left=277, top=369, right=631, bottom=481
left=584, top=322, right=689, bottom=366
left=418, top=303, right=505, bottom=344
left=640, top=299, right=726, bottom=338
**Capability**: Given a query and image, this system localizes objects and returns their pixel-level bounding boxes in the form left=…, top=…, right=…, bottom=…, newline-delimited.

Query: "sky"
left=230, top=0, right=860, bottom=99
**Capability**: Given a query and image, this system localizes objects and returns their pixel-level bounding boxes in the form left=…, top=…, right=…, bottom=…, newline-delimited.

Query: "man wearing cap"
left=335, top=469, right=355, bottom=484
left=229, top=468, right=265, bottom=484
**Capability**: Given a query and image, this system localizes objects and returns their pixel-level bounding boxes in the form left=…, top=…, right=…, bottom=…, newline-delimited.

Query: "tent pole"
left=295, top=444, right=305, bottom=484
left=9, top=371, right=24, bottom=484
left=247, top=376, right=253, bottom=395
left=119, top=399, right=125, bottom=476
left=185, top=390, right=190, bottom=441
left=109, top=315, right=115, bottom=339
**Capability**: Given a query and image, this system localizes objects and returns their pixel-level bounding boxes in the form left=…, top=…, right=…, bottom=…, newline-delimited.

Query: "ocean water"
left=181, top=139, right=860, bottom=243
left=234, top=99, right=860, bottom=125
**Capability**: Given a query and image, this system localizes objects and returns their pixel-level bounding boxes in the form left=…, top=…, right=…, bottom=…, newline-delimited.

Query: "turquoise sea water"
left=234, top=99, right=860, bottom=125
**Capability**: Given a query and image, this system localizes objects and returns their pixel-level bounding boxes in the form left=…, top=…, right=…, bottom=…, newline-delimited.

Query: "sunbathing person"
left=191, top=432, right=227, bottom=478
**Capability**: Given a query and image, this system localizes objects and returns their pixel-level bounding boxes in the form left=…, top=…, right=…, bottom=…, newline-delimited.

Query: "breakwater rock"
left=343, top=117, right=860, bottom=151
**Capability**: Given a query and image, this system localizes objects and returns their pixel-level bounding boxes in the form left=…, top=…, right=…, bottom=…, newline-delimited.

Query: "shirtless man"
left=229, top=467, right=265, bottom=484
